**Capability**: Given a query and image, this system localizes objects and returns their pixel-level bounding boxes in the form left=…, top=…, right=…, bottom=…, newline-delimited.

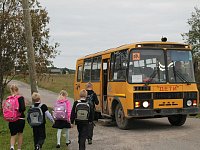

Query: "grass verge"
left=14, top=74, right=74, bottom=98
left=0, top=108, right=69, bottom=150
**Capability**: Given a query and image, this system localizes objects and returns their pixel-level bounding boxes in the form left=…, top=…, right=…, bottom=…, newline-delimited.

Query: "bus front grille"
left=134, top=93, right=152, bottom=100
left=153, top=92, right=182, bottom=99
left=134, top=92, right=197, bottom=100
left=184, top=92, right=197, bottom=99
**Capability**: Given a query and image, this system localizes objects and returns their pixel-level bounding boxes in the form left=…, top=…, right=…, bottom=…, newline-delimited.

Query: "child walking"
left=85, top=82, right=99, bottom=144
left=52, top=90, right=72, bottom=148
left=70, top=89, right=93, bottom=150
left=28, top=92, right=54, bottom=150
left=4, top=84, right=26, bottom=150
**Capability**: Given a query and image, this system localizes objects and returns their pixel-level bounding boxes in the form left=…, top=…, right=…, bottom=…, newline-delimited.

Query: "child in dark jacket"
left=85, top=82, right=99, bottom=144
left=30, top=92, right=54, bottom=150
left=70, top=89, right=93, bottom=150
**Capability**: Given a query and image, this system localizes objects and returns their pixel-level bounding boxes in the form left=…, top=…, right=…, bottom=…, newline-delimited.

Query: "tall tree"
left=0, top=0, right=59, bottom=108
left=182, top=7, right=200, bottom=88
left=182, top=7, right=200, bottom=59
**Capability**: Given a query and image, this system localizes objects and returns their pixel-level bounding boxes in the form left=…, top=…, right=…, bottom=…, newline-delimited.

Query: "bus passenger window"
left=77, top=66, right=82, bottom=82
left=91, top=56, right=101, bottom=81
left=83, top=59, right=91, bottom=82
left=110, top=53, right=115, bottom=80
left=113, top=50, right=128, bottom=81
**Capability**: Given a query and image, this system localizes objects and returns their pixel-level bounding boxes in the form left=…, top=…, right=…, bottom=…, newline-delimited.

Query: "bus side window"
left=91, top=56, right=101, bottom=81
left=77, top=66, right=82, bottom=82
left=110, top=53, right=115, bottom=81
left=83, top=59, right=91, bottom=82
left=113, top=50, right=128, bottom=81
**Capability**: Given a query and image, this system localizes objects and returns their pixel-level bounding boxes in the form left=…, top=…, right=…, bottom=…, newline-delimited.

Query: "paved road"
left=8, top=80, right=200, bottom=150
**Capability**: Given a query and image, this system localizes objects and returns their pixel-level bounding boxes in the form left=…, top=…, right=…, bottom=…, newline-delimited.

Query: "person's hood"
left=57, top=99, right=67, bottom=102
left=87, top=90, right=95, bottom=95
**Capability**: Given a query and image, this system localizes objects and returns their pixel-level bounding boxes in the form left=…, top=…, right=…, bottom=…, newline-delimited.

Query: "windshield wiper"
left=172, top=62, right=190, bottom=84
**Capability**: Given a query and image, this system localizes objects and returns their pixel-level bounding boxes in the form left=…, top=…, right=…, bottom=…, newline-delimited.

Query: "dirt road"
left=8, top=80, right=200, bottom=150
left=8, top=80, right=73, bottom=107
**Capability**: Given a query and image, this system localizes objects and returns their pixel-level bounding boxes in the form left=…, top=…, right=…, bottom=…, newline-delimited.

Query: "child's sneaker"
left=88, top=139, right=92, bottom=145
left=66, top=140, right=71, bottom=146
left=35, top=145, right=40, bottom=150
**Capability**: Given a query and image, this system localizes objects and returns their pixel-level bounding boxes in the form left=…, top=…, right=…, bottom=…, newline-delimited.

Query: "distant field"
left=14, top=74, right=75, bottom=98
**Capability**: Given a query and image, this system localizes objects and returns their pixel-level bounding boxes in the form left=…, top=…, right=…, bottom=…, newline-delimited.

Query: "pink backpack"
left=53, top=100, right=68, bottom=121
left=2, top=95, right=21, bottom=122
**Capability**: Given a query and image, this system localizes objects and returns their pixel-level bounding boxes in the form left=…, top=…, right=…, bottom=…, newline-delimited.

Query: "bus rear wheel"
left=115, top=103, right=130, bottom=130
left=168, top=114, right=187, bottom=126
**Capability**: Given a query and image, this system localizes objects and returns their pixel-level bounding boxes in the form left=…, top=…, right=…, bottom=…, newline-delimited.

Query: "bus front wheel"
left=115, top=104, right=130, bottom=130
left=168, top=114, right=187, bottom=126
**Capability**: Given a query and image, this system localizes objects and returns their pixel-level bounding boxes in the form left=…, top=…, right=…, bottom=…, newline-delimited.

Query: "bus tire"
left=168, top=114, right=187, bottom=126
left=115, top=103, right=130, bottom=130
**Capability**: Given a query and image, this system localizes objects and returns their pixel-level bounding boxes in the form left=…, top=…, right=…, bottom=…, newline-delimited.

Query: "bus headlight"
left=142, top=101, right=149, bottom=108
left=186, top=100, right=192, bottom=107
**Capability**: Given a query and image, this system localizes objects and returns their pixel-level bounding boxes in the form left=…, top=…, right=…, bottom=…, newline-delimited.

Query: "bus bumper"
left=127, top=107, right=199, bottom=117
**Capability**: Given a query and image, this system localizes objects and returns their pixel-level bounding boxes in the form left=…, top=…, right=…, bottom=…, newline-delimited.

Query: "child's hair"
left=10, top=84, right=19, bottom=94
left=32, top=92, right=41, bottom=102
left=57, top=90, right=68, bottom=100
left=85, top=82, right=93, bottom=89
left=79, top=89, right=87, bottom=98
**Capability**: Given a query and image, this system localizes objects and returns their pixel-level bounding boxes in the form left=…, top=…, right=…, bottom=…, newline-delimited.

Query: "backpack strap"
left=89, top=93, right=94, bottom=98
left=14, top=95, right=21, bottom=98
left=38, top=103, right=43, bottom=108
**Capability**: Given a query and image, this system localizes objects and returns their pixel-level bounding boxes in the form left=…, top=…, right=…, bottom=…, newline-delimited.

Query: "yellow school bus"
left=74, top=39, right=199, bottom=129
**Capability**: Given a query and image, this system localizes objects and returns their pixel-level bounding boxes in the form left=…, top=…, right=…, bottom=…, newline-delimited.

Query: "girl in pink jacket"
left=52, top=90, right=72, bottom=148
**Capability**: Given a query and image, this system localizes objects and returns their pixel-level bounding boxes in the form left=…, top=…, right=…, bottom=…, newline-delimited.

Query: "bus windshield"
left=128, top=49, right=195, bottom=84
left=167, top=50, right=195, bottom=83
left=128, top=49, right=166, bottom=83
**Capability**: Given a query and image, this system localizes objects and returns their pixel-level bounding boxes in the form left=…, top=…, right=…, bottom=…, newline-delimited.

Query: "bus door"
left=102, top=59, right=109, bottom=114
left=74, top=65, right=82, bottom=100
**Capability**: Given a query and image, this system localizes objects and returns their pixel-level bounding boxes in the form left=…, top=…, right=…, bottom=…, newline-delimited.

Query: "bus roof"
left=77, top=41, right=190, bottom=60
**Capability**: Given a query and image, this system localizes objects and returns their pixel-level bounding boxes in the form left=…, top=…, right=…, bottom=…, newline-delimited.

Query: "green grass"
left=0, top=74, right=75, bottom=149
left=0, top=108, right=70, bottom=150
left=14, top=74, right=75, bottom=98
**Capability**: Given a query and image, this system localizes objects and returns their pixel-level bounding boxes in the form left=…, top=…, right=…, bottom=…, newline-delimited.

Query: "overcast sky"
left=40, top=0, right=199, bottom=69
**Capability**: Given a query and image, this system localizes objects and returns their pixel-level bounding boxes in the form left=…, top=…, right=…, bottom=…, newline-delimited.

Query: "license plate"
left=154, top=99, right=183, bottom=109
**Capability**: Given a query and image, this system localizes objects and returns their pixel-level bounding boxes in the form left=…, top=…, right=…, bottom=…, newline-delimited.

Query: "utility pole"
left=21, top=0, right=38, bottom=95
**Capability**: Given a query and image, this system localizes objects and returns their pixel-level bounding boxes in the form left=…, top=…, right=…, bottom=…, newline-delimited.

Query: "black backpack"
left=86, top=93, right=94, bottom=108
left=75, top=100, right=90, bottom=121
left=27, top=103, right=44, bottom=127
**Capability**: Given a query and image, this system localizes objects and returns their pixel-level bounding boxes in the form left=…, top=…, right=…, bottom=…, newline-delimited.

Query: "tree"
left=0, top=0, right=59, bottom=109
left=182, top=7, right=200, bottom=89
left=182, top=7, right=200, bottom=59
